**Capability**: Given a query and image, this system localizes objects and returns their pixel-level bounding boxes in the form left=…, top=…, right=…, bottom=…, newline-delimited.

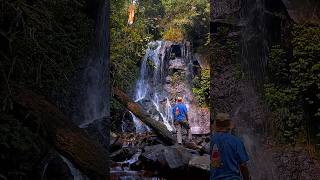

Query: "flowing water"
left=129, top=40, right=210, bottom=134
left=78, top=0, right=109, bottom=128
left=236, top=0, right=277, bottom=179
left=60, top=155, right=89, bottom=180
left=114, top=40, right=210, bottom=179
left=56, top=1, right=109, bottom=178
left=130, top=41, right=175, bottom=132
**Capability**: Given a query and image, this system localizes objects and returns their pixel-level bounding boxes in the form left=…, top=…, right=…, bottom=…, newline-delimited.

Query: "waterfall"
left=60, top=155, right=89, bottom=180
left=129, top=111, right=146, bottom=133
left=40, top=162, right=49, bottom=180
left=124, top=149, right=142, bottom=165
left=239, top=0, right=268, bottom=85
left=166, top=98, right=174, bottom=126
left=134, top=50, right=150, bottom=102
left=76, top=0, right=109, bottom=128
left=131, top=41, right=175, bottom=132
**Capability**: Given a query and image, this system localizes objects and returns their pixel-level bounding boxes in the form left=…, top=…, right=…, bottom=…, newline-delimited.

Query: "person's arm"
left=183, top=104, right=188, bottom=121
left=237, top=140, right=251, bottom=180
left=240, top=163, right=251, bottom=180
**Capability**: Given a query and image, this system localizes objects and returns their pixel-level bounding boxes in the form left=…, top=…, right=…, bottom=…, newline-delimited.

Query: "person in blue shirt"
left=210, top=113, right=251, bottom=180
left=172, top=96, right=192, bottom=144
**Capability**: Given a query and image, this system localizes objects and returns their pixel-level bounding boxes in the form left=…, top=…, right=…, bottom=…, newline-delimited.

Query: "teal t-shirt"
left=210, top=132, right=249, bottom=180
left=172, top=103, right=188, bottom=121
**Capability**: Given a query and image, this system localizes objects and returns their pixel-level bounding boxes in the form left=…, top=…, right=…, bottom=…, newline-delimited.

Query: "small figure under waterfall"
left=210, top=113, right=251, bottom=180
left=172, top=96, right=192, bottom=144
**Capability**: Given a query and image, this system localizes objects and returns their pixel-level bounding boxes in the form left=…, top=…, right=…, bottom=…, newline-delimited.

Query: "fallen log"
left=112, top=87, right=176, bottom=145
left=9, top=86, right=108, bottom=179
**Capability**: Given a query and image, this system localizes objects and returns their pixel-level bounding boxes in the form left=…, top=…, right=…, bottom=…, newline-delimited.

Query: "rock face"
left=281, top=0, right=320, bottom=24
left=165, top=44, right=210, bottom=135
left=211, top=0, right=320, bottom=180
left=211, top=0, right=241, bottom=24
left=270, top=146, right=320, bottom=180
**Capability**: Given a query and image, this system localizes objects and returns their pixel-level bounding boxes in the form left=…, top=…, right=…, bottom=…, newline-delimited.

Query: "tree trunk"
left=10, top=86, right=108, bottom=180
left=112, top=87, right=176, bottom=145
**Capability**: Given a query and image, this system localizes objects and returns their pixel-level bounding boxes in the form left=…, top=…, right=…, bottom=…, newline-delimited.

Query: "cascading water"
left=131, top=41, right=175, bottom=132
left=60, top=0, right=109, bottom=178
left=60, top=155, right=89, bottom=180
left=166, top=98, right=175, bottom=128
left=129, top=111, right=146, bottom=133
left=124, top=149, right=142, bottom=165
left=77, top=0, right=109, bottom=128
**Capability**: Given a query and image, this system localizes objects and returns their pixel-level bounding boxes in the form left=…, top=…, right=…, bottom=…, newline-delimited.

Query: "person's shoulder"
left=223, top=133, right=242, bottom=143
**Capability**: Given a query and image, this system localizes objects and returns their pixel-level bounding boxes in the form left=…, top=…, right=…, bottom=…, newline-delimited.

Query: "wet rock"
left=211, top=0, right=241, bottom=25
left=110, top=147, right=138, bottom=162
left=140, top=144, right=194, bottom=170
left=163, top=147, right=184, bottom=169
left=141, top=144, right=166, bottom=163
left=188, top=154, right=210, bottom=171
left=169, top=58, right=188, bottom=72
left=201, top=142, right=211, bottom=154
left=281, top=0, right=320, bottom=25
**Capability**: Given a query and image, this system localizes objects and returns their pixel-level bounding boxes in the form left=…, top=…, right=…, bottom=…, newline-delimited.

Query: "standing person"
left=172, top=96, right=192, bottom=144
left=211, top=113, right=251, bottom=180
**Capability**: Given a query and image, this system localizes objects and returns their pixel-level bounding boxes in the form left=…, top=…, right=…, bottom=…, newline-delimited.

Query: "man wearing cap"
left=210, top=113, right=251, bottom=180
left=172, top=96, right=192, bottom=144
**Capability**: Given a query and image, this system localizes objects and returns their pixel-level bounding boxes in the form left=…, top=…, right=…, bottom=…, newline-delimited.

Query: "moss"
left=192, top=68, right=210, bottom=107
left=264, top=24, right=320, bottom=144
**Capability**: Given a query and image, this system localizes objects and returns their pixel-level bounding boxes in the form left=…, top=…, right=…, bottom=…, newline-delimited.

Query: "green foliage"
left=264, top=25, right=320, bottom=144
left=163, top=27, right=184, bottom=42
left=234, top=64, right=244, bottom=80
left=211, top=26, right=240, bottom=64
left=171, top=71, right=186, bottom=85
left=192, top=68, right=210, bottom=107
left=0, top=0, right=94, bottom=94
left=0, top=114, right=48, bottom=178
left=160, top=0, right=210, bottom=49
left=110, top=0, right=210, bottom=93
left=110, top=0, right=153, bottom=92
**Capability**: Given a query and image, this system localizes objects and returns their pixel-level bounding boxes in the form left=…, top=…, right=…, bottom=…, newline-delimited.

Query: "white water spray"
left=60, top=155, right=89, bottom=180
left=130, top=41, right=176, bottom=132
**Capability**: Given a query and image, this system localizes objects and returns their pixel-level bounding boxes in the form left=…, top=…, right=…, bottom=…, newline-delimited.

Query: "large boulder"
left=140, top=144, right=195, bottom=170
left=110, top=147, right=138, bottom=162
left=188, top=154, right=210, bottom=171
left=138, top=144, right=210, bottom=179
